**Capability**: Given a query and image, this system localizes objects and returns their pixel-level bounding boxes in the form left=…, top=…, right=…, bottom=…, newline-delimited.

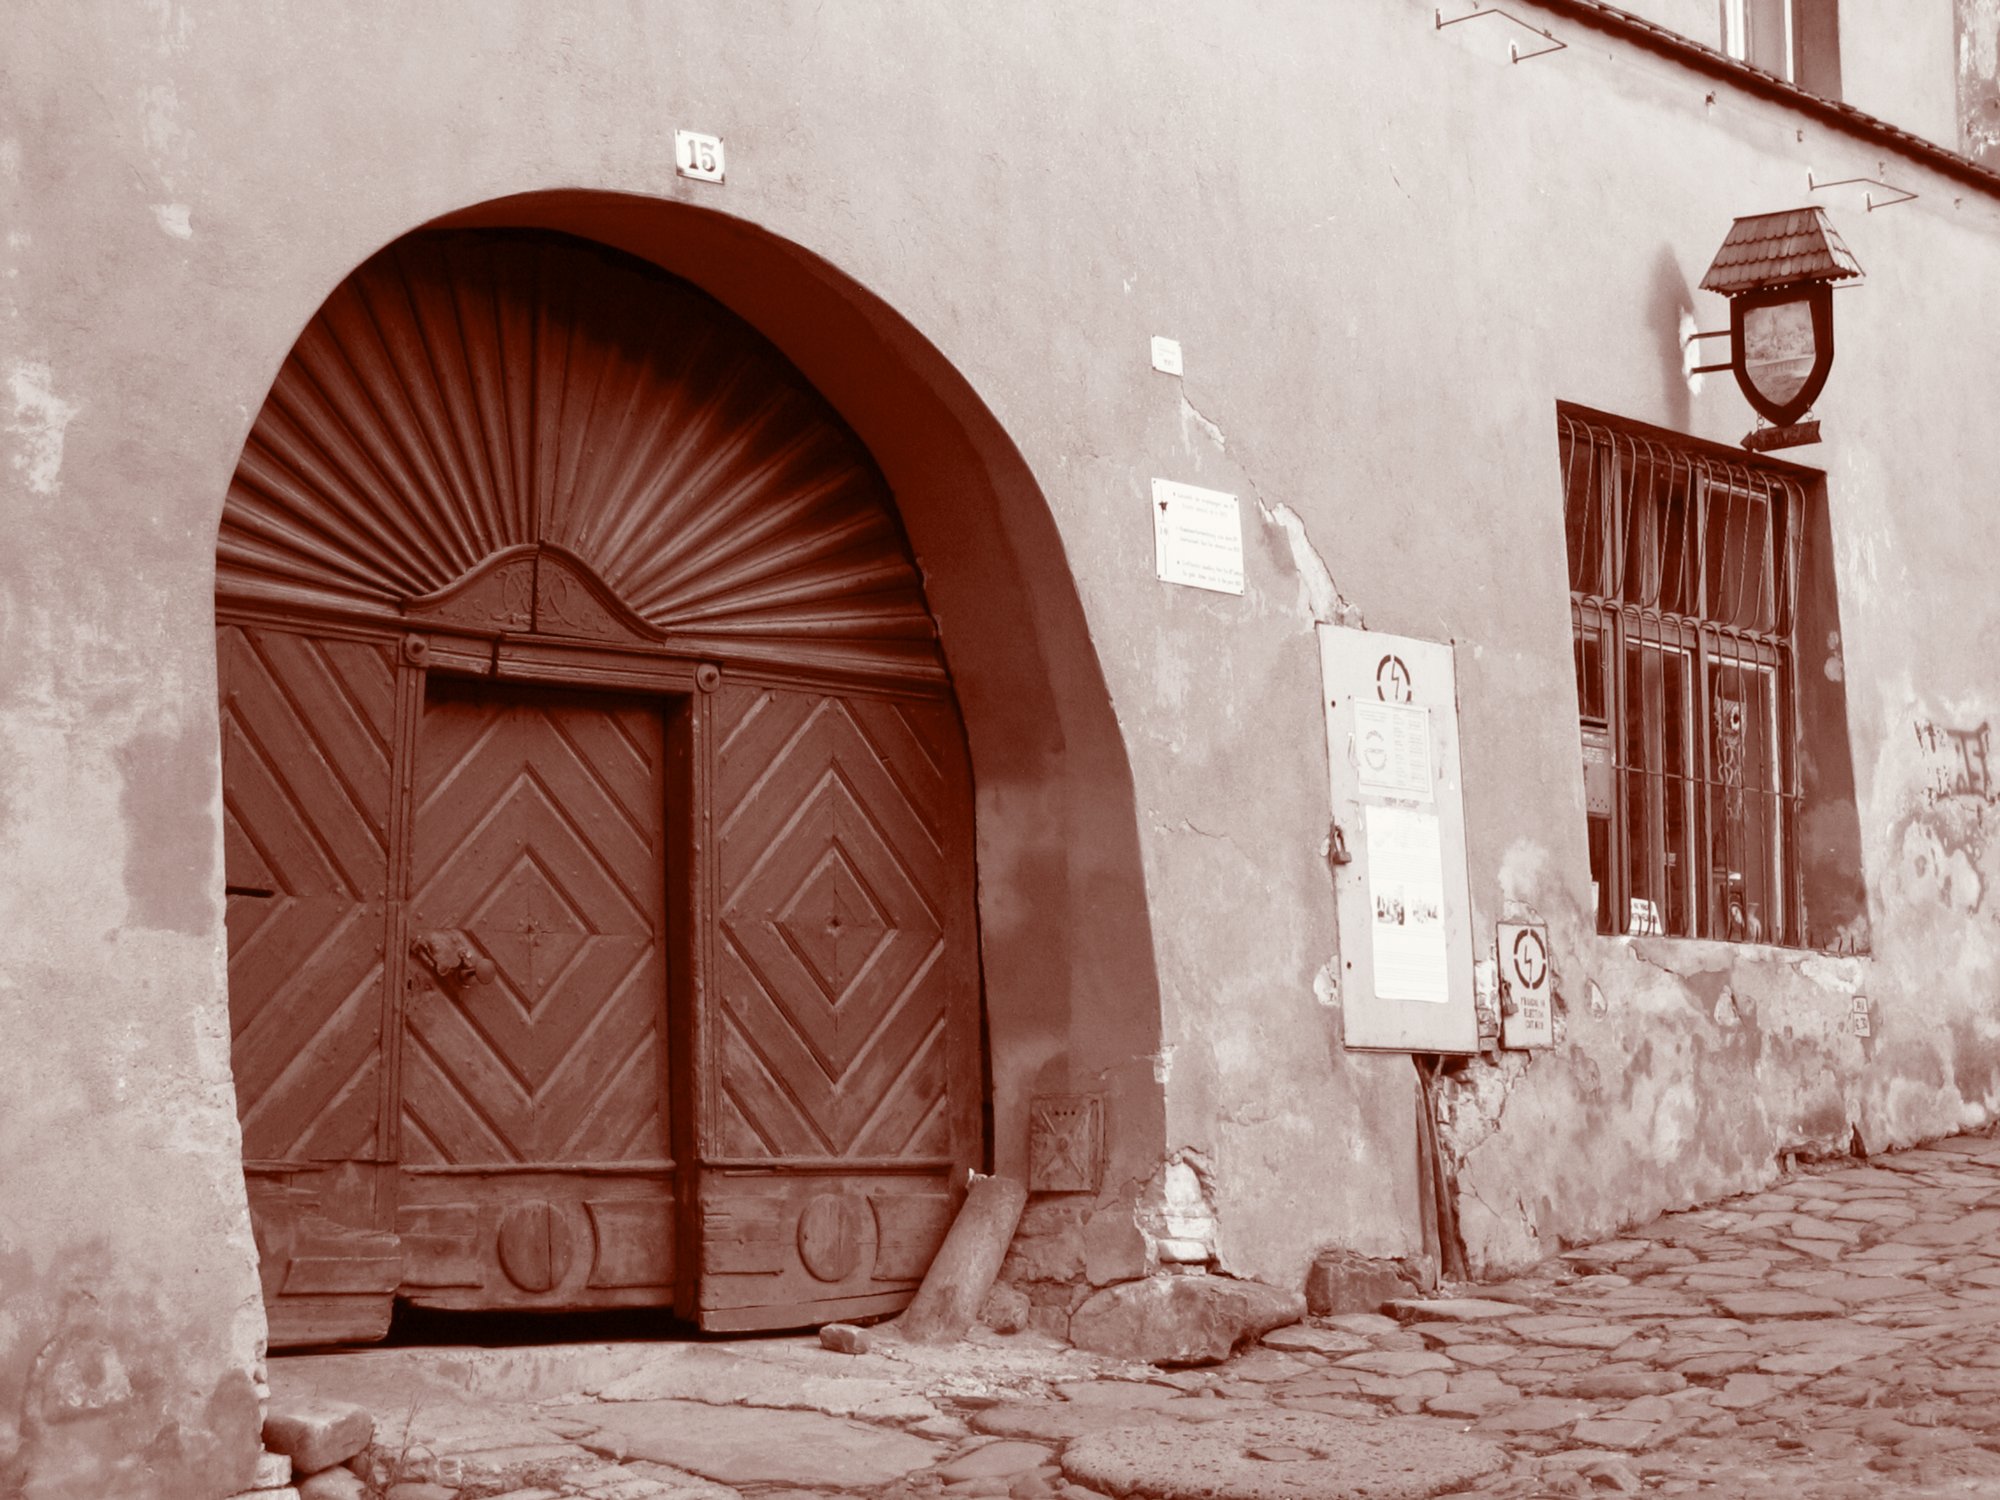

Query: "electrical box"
left=1317, top=625, right=1478, bottom=1054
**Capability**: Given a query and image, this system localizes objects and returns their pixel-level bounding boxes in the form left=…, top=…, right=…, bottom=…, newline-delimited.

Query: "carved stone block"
left=1029, top=1094, right=1103, bottom=1193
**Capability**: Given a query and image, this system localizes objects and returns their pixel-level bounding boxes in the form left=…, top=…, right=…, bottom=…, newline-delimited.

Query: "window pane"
left=1658, top=467, right=1698, bottom=615
left=1623, top=637, right=1696, bottom=936
left=1620, top=451, right=1662, bottom=608
left=1793, top=0, right=1841, bottom=98
left=1574, top=618, right=1607, bottom=721
left=1705, top=483, right=1775, bottom=632
left=1707, top=657, right=1782, bottom=943
left=1562, top=434, right=1607, bottom=595
left=1744, top=0, right=1790, bottom=77
left=1588, top=813, right=1613, bottom=934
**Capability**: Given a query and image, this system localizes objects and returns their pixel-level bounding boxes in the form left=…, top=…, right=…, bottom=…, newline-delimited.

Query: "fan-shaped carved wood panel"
left=219, top=231, right=944, bottom=688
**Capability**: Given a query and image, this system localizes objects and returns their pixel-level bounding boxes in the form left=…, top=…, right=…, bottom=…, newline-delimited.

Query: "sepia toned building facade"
left=8, top=1, right=2000, bottom=1492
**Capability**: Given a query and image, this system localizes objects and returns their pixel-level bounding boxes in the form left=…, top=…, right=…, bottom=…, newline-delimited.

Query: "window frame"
left=1561, top=407, right=1809, bottom=947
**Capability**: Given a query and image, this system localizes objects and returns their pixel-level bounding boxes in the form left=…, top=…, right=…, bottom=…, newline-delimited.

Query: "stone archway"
left=218, top=199, right=1169, bottom=1348
left=218, top=229, right=987, bottom=1343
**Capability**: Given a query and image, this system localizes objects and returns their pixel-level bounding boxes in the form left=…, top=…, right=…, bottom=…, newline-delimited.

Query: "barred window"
left=1561, top=409, right=1807, bottom=945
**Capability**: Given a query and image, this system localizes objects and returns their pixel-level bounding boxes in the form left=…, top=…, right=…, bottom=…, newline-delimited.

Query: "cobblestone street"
left=272, top=1130, right=2000, bottom=1500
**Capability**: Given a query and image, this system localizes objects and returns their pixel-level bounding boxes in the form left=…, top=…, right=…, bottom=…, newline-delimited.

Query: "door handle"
left=411, top=930, right=496, bottom=989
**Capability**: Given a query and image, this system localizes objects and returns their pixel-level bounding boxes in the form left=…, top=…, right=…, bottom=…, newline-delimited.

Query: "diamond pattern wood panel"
left=403, top=681, right=669, bottom=1167
left=218, top=624, right=394, bottom=1162
left=713, top=685, right=970, bottom=1162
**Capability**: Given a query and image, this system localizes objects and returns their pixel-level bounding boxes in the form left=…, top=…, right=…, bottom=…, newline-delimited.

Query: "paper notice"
left=1152, top=479, right=1244, bottom=595
left=1366, top=804, right=1450, bottom=1004
left=1354, top=701, right=1433, bottom=802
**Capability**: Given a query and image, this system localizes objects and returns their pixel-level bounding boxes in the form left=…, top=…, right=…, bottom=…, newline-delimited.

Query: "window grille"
left=1561, top=410, right=1806, bottom=945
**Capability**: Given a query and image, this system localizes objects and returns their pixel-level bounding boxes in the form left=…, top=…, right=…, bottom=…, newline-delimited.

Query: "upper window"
left=1722, top=0, right=1842, bottom=98
left=1562, top=409, right=1809, bottom=946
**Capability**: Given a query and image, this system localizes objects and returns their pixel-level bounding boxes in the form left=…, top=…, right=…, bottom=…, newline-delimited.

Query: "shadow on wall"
left=1648, top=243, right=1695, bottom=434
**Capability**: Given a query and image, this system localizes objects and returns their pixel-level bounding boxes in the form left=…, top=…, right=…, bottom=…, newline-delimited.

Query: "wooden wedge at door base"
left=895, top=1173, right=1029, bottom=1343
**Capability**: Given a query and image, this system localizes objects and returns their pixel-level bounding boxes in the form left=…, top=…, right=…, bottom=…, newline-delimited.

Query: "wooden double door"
left=221, top=621, right=979, bottom=1345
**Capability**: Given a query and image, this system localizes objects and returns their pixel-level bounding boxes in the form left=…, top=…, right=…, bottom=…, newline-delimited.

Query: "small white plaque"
left=1152, top=479, right=1243, bottom=595
left=675, top=130, right=726, bottom=183
left=1498, top=921, right=1554, bottom=1049
left=1150, top=336, right=1184, bottom=375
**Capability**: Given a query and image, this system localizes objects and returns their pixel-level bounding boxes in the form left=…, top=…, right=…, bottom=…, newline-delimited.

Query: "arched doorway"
left=217, top=230, right=982, bottom=1347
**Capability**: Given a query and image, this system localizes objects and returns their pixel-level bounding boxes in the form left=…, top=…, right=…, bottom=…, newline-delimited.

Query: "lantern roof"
left=1699, top=207, right=1864, bottom=295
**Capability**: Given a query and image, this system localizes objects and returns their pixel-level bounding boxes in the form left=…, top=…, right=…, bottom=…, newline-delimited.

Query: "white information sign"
left=1152, top=479, right=1244, bottom=595
left=1354, top=701, right=1434, bottom=802
left=1150, top=336, right=1184, bottom=375
left=1317, top=624, right=1478, bottom=1053
left=1498, top=921, right=1553, bottom=1048
left=1365, top=804, right=1450, bottom=1004
left=675, top=130, right=726, bottom=183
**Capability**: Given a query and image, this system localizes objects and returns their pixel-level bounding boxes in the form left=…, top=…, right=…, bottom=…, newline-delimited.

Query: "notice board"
left=1317, top=624, right=1478, bottom=1053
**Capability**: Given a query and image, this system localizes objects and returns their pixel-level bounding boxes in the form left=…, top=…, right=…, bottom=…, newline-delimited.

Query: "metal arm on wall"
left=1434, top=6, right=1567, bottom=63
left=1808, top=166, right=1917, bottom=212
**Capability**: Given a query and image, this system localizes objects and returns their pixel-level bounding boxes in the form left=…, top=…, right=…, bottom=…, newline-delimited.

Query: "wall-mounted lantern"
left=1693, top=207, right=1863, bottom=451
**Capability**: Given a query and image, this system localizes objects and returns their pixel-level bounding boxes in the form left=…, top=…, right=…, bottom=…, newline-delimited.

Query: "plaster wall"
left=1615, top=0, right=1724, bottom=49
left=1841, top=0, right=1961, bottom=146
left=9, top=1, right=2000, bottom=1490
left=0, top=10, right=268, bottom=1493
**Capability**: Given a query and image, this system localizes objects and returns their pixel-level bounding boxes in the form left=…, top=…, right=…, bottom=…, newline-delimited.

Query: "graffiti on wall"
left=1892, top=715, right=2000, bottom=919
left=1915, top=719, right=1995, bottom=807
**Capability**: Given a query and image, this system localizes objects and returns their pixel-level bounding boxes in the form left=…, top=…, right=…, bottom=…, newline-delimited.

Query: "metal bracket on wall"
left=1808, top=165, right=1917, bottom=212
left=1685, top=327, right=1733, bottom=377
left=1433, top=6, right=1567, bottom=63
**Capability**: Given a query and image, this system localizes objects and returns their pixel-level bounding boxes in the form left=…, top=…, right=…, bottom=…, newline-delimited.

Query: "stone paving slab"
left=1062, top=1413, right=1506, bottom=1500
left=273, top=1124, right=2000, bottom=1499
left=552, top=1400, right=941, bottom=1488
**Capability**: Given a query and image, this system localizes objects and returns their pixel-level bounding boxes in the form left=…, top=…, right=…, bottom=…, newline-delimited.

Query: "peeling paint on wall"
left=1129, top=1151, right=1220, bottom=1269
left=149, top=204, right=192, bottom=240
left=5, top=363, right=79, bottom=497
left=138, top=82, right=190, bottom=186
left=1959, top=0, right=2000, bottom=165
left=1256, top=499, right=1362, bottom=628
left=1884, top=708, right=2000, bottom=926
left=0, top=1247, right=260, bottom=1500
left=1177, top=391, right=1226, bottom=455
